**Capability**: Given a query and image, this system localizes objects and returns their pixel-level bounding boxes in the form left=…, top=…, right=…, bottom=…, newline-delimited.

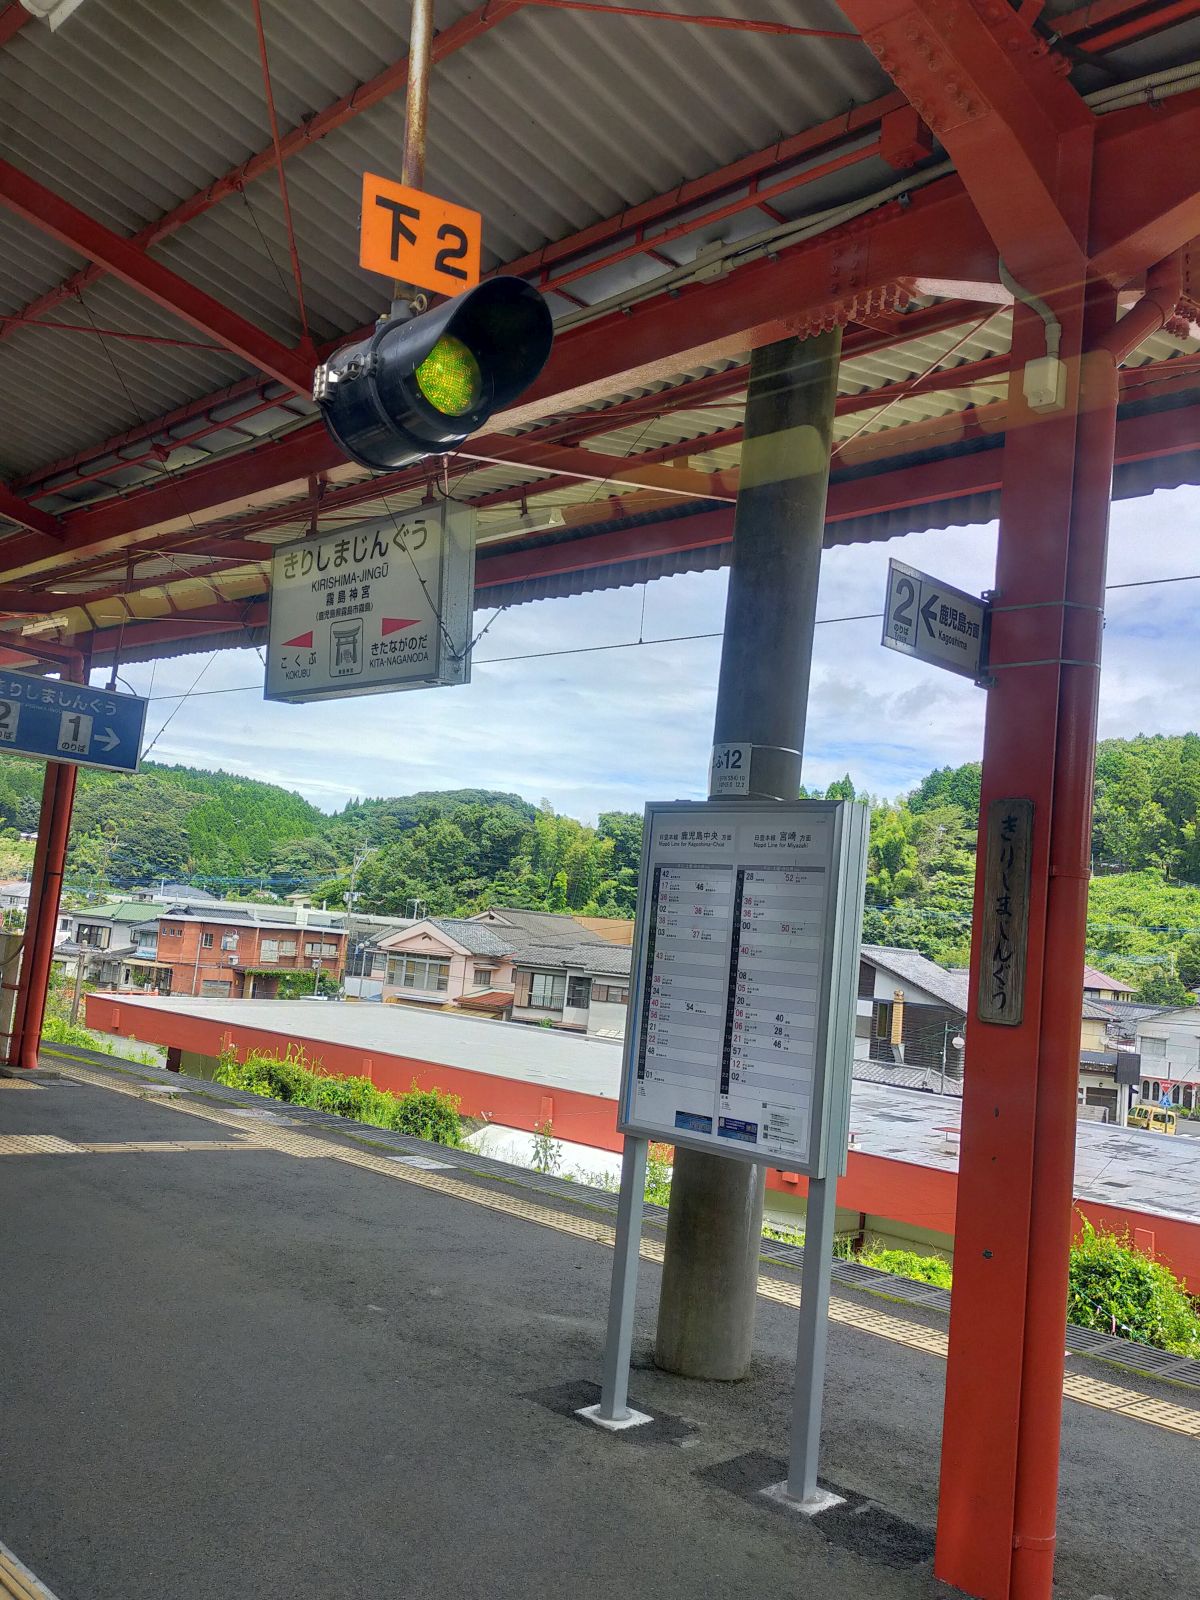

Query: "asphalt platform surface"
left=1, top=1066, right=1196, bottom=1600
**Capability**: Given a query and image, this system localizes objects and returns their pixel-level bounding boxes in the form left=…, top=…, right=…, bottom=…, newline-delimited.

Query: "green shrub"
left=1067, top=1218, right=1200, bottom=1355
left=387, top=1083, right=463, bottom=1145
left=213, top=1045, right=462, bottom=1147
left=862, top=1246, right=954, bottom=1289
left=40, top=1011, right=157, bottom=1066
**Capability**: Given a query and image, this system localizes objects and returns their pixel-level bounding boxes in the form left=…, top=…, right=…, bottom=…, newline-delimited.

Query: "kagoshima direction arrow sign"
left=881, top=558, right=990, bottom=684
left=0, top=669, right=147, bottom=773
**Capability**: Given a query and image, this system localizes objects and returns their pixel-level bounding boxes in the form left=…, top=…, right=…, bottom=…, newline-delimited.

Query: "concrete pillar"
left=655, top=329, right=842, bottom=1379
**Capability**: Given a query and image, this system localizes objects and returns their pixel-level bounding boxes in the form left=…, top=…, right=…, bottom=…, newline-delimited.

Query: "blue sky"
left=117, top=485, right=1200, bottom=821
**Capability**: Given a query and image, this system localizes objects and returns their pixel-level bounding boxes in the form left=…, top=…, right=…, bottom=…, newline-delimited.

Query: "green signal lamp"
left=314, top=277, right=553, bottom=472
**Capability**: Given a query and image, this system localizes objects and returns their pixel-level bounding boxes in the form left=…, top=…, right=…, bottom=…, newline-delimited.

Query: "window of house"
left=591, top=983, right=630, bottom=1005
left=261, top=940, right=279, bottom=962
left=473, top=967, right=495, bottom=989
left=280, top=941, right=297, bottom=957
left=387, top=955, right=450, bottom=992
left=530, top=972, right=566, bottom=1011
left=162, top=924, right=181, bottom=938
left=305, top=942, right=319, bottom=957
left=875, top=1001, right=894, bottom=1039
left=857, top=960, right=875, bottom=1000
left=322, top=943, right=337, bottom=958
left=201, top=932, right=214, bottom=948
left=221, top=934, right=238, bottom=951
left=566, top=975, right=592, bottom=1009
left=1141, top=1079, right=1150, bottom=1099
left=1172, top=1084, right=1183, bottom=1105
left=1141, top=1036, right=1167, bottom=1058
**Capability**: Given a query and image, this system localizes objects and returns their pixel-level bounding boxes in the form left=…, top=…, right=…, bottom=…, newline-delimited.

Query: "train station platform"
left=88, top=993, right=1200, bottom=1285
left=2, top=1052, right=1198, bottom=1600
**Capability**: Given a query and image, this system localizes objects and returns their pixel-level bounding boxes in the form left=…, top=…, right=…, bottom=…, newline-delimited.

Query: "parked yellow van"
left=1128, top=1104, right=1177, bottom=1135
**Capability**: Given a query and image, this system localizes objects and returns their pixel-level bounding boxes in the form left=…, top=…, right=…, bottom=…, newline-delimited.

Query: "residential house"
left=121, top=904, right=347, bottom=997
left=857, top=945, right=969, bottom=1079
left=58, top=901, right=160, bottom=988
left=368, top=918, right=516, bottom=1010
left=1133, top=1006, right=1200, bottom=1110
left=1082, top=963, right=1134, bottom=1002
left=342, top=915, right=417, bottom=997
left=856, top=944, right=1135, bottom=1119
left=510, top=943, right=632, bottom=1035
left=471, top=906, right=634, bottom=948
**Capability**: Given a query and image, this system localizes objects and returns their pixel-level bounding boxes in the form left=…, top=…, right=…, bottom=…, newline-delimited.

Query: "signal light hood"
left=314, top=276, right=553, bottom=473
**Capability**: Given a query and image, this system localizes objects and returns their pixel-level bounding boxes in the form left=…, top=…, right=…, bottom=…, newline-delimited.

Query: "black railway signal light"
left=314, top=276, right=554, bottom=472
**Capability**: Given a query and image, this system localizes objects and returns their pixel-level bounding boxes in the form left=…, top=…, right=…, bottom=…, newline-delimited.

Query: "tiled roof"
left=513, top=943, right=632, bottom=977
left=425, top=918, right=516, bottom=957
left=455, top=990, right=516, bottom=1013
left=75, top=902, right=162, bottom=924
left=475, top=907, right=612, bottom=948
left=1083, top=963, right=1134, bottom=994
left=860, top=945, right=969, bottom=1013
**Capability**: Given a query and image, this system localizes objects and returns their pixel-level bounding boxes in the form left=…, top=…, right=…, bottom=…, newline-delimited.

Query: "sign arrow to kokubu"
left=95, top=728, right=120, bottom=753
left=882, top=558, right=990, bottom=685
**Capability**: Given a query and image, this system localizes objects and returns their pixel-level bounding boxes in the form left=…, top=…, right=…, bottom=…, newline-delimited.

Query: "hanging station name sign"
left=264, top=502, right=477, bottom=703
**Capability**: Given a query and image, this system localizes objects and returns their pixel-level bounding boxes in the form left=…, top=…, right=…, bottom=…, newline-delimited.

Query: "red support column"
left=935, top=276, right=1119, bottom=1600
left=8, top=761, right=77, bottom=1071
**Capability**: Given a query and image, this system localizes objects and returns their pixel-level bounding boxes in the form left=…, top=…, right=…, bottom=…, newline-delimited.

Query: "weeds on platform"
left=1067, top=1217, right=1200, bottom=1355
left=214, top=1043, right=463, bottom=1147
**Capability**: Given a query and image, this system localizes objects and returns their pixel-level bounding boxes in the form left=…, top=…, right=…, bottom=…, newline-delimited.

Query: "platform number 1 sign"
left=359, top=173, right=482, bottom=296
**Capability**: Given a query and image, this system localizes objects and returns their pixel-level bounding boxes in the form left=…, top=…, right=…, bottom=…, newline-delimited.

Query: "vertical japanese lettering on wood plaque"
left=977, top=797, right=1033, bottom=1027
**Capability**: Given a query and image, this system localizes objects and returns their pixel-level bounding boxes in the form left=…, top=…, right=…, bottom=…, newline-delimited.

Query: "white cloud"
left=116, top=486, right=1200, bottom=821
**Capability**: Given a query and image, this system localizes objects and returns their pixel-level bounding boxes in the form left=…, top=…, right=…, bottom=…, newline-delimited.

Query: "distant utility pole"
left=406, top=897, right=427, bottom=921
left=345, top=846, right=375, bottom=979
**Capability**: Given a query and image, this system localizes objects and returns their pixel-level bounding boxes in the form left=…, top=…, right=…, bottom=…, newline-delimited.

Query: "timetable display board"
left=618, top=800, right=869, bottom=1179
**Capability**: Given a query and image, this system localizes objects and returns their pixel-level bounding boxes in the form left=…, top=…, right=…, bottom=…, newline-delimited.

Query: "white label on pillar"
left=709, top=743, right=752, bottom=796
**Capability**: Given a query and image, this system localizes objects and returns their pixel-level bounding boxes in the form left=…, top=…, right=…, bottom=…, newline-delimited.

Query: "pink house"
left=369, top=918, right=516, bottom=1009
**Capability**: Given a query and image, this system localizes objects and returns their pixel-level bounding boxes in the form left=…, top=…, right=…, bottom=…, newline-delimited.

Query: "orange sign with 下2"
left=359, top=173, right=482, bottom=295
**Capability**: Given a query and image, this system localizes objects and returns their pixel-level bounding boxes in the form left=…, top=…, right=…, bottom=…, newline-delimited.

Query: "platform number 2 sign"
left=359, top=173, right=482, bottom=296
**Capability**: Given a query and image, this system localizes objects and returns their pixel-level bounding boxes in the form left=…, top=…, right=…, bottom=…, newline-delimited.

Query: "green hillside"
left=2, top=734, right=1200, bottom=997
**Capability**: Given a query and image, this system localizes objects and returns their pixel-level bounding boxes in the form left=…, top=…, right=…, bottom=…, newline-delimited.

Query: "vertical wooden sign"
left=977, top=797, right=1034, bottom=1026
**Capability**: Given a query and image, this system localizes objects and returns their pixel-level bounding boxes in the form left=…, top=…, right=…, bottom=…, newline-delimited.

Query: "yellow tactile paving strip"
left=44, top=1064, right=1200, bottom=1440
left=0, top=1134, right=86, bottom=1156
left=0, top=1538, right=60, bottom=1600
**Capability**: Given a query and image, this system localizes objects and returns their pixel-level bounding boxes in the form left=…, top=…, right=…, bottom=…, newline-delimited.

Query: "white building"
left=1135, top=1007, right=1200, bottom=1110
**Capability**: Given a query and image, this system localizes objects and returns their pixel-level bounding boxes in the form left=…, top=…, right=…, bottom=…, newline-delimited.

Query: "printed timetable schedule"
left=620, top=802, right=865, bottom=1176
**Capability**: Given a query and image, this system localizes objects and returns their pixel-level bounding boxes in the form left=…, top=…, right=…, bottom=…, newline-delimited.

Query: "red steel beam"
left=17, top=298, right=984, bottom=506
left=61, top=389, right=1200, bottom=659
left=1055, top=0, right=1200, bottom=54
left=1089, top=89, right=1200, bottom=284
left=0, top=2, right=32, bottom=46
left=0, top=158, right=313, bottom=393
left=0, top=480, right=61, bottom=541
left=459, top=444, right=737, bottom=500
left=0, top=0, right=528, bottom=351
left=843, top=0, right=1092, bottom=280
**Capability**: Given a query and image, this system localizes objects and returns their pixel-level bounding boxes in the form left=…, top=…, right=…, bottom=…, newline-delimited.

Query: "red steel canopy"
left=5, top=8, right=1200, bottom=1600
left=0, top=1, right=1196, bottom=670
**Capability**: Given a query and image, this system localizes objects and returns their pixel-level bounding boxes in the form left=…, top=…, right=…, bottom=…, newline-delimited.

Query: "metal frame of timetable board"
left=617, top=799, right=868, bottom=1180
left=591, top=798, right=869, bottom=1507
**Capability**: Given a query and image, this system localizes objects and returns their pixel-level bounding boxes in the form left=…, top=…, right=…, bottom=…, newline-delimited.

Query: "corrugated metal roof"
left=0, top=0, right=891, bottom=480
